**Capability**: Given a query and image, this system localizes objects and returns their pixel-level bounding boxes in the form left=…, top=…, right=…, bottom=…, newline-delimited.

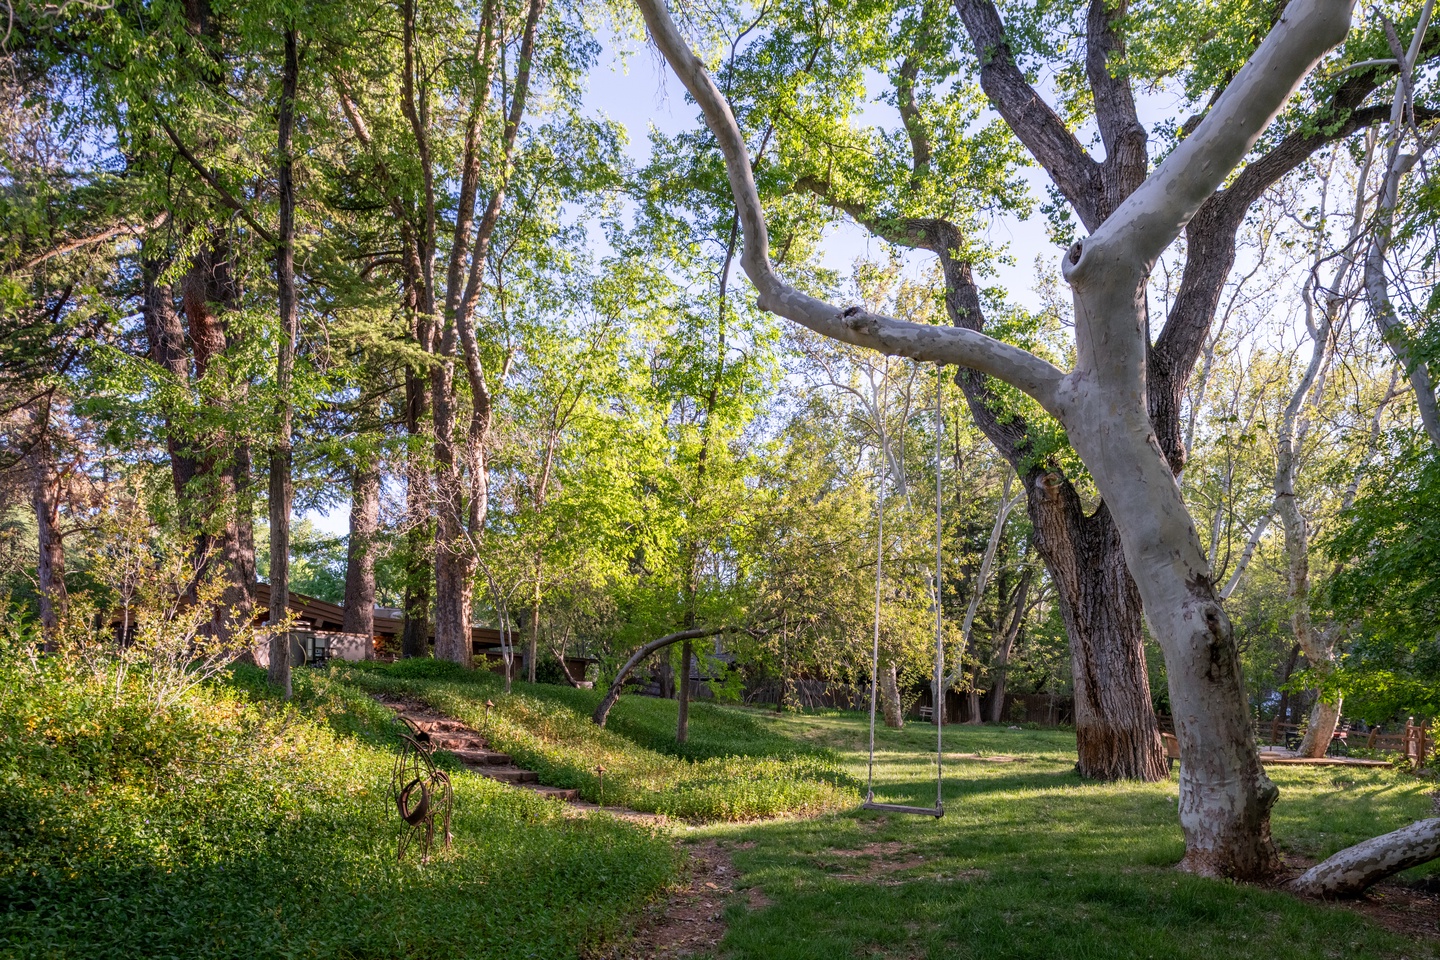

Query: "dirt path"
left=589, top=839, right=770, bottom=960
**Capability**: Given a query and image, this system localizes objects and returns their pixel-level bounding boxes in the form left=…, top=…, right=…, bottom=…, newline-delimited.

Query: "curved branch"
left=952, top=0, right=1102, bottom=229
left=591, top=626, right=727, bottom=727
left=634, top=0, right=1066, bottom=415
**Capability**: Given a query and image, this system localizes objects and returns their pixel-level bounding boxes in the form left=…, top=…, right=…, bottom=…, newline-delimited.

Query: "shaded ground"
left=676, top=708, right=1440, bottom=960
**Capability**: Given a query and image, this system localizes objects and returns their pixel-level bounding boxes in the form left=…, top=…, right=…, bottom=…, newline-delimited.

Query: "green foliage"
left=1320, top=442, right=1440, bottom=721
left=0, top=646, right=677, bottom=959
left=338, top=659, right=860, bottom=821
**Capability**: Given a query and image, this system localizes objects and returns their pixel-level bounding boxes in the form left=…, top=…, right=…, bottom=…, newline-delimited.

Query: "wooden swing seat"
left=860, top=800, right=945, bottom=818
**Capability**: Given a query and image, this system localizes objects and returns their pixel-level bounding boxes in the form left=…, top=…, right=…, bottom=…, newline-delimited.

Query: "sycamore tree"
left=632, top=0, right=1440, bottom=881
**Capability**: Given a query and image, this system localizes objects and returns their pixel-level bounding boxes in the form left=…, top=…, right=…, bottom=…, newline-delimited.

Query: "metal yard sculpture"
left=391, top=717, right=453, bottom=863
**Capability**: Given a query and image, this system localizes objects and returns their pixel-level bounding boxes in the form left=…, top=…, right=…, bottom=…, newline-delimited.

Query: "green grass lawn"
left=687, top=709, right=1440, bottom=960
left=335, top=659, right=859, bottom=821
left=6, top=649, right=1436, bottom=960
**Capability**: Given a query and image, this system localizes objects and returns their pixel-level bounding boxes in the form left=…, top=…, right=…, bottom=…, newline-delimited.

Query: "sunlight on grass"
left=695, top=709, right=1440, bottom=960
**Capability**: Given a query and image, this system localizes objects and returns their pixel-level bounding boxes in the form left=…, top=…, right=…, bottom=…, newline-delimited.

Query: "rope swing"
left=862, top=364, right=946, bottom=819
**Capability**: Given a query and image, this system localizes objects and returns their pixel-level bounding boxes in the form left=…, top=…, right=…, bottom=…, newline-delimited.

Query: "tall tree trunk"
left=266, top=27, right=300, bottom=697
left=400, top=240, right=432, bottom=660
left=342, top=455, right=380, bottom=650
left=636, top=0, right=1353, bottom=877
left=880, top=659, right=904, bottom=728
left=181, top=243, right=256, bottom=642
left=1028, top=477, right=1166, bottom=778
left=676, top=636, right=694, bottom=743
left=527, top=561, right=541, bottom=683
left=30, top=422, right=65, bottom=650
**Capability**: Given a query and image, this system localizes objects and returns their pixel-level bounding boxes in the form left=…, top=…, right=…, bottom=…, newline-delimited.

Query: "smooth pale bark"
left=342, top=457, right=380, bottom=649
left=591, top=626, right=725, bottom=727
left=1366, top=2, right=1440, bottom=447
left=803, top=130, right=1162, bottom=781
left=1291, top=819, right=1440, bottom=897
left=635, top=0, right=1352, bottom=875
left=267, top=27, right=300, bottom=698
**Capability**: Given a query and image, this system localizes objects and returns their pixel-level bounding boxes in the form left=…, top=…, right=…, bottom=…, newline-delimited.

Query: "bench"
left=1161, top=732, right=1180, bottom=773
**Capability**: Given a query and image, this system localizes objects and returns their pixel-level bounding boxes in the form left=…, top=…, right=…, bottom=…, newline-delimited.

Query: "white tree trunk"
left=1291, top=819, right=1440, bottom=898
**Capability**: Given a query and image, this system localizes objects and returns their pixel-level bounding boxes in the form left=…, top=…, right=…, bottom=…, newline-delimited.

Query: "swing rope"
left=862, top=364, right=946, bottom=819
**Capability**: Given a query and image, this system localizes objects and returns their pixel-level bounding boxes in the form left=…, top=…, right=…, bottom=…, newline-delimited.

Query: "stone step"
left=528, top=785, right=581, bottom=801
left=409, top=718, right=470, bottom=734
left=430, top=733, right=489, bottom=751
left=449, top=748, right=513, bottom=766
left=478, top=766, right=539, bottom=784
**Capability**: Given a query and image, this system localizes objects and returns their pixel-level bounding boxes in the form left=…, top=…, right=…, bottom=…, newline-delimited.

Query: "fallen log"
left=1289, top=818, right=1440, bottom=898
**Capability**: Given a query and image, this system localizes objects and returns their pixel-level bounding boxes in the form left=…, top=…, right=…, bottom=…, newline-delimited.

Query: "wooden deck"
left=1257, top=749, right=1391, bottom=768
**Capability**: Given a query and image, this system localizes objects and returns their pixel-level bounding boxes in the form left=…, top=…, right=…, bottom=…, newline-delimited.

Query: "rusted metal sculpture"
left=391, top=716, right=453, bottom=863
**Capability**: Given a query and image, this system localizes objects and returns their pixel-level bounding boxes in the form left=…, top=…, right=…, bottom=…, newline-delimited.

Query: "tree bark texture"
left=1030, top=478, right=1166, bottom=779
left=30, top=425, right=66, bottom=648
left=342, top=455, right=380, bottom=648
left=637, top=0, right=1353, bottom=877
left=1291, top=819, right=1440, bottom=898
left=880, top=660, right=904, bottom=729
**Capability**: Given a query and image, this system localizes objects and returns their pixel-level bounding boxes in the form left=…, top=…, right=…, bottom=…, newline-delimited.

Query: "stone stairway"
left=378, top=696, right=580, bottom=802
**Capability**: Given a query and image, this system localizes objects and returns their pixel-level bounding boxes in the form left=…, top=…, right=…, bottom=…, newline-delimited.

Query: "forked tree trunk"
left=637, top=0, right=1349, bottom=878
left=342, top=457, right=380, bottom=650
left=987, top=568, right=1032, bottom=724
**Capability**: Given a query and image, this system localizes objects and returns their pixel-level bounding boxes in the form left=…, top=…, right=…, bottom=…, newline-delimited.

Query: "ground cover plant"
left=688, top=709, right=1440, bottom=960
left=0, top=648, right=678, bottom=960
left=336, top=659, right=860, bottom=821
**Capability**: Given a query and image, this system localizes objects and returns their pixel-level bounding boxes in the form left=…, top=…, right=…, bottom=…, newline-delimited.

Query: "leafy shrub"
left=0, top=634, right=677, bottom=959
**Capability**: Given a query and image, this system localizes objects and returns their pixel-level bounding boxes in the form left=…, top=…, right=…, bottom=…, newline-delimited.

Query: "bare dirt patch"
left=591, top=840, right=763, bottom=959
left=814, top=841, right=986, bottom=886
left=1275, top=854, right=1440, bottom=943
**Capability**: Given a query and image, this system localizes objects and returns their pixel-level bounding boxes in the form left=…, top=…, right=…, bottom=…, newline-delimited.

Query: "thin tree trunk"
left=341, top=455, right=380, bottom=649
left=676, top=636, right=694, bottom=742
left=266, top=27, right=300, bottom=697
left=527, top=564, right=541, bottom=683
left=30, top=423, right=65, bottom=649
left=880, top=660, right=904, bottom=728
left=987, top=567, right=1032, bottom=723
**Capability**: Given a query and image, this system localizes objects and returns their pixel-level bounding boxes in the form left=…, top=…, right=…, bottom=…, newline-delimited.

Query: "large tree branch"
left=1290, top=818, right=1440, bottom=897
left=1086, top=0, right=1148, bottom=212
left=634, top=0, right=1066, bottom=414
left=952, top=0, right=1103, bottom=230
left=1066, top=0, right=1351, bottom=292
left=156, top=118, right=276, bottom=244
